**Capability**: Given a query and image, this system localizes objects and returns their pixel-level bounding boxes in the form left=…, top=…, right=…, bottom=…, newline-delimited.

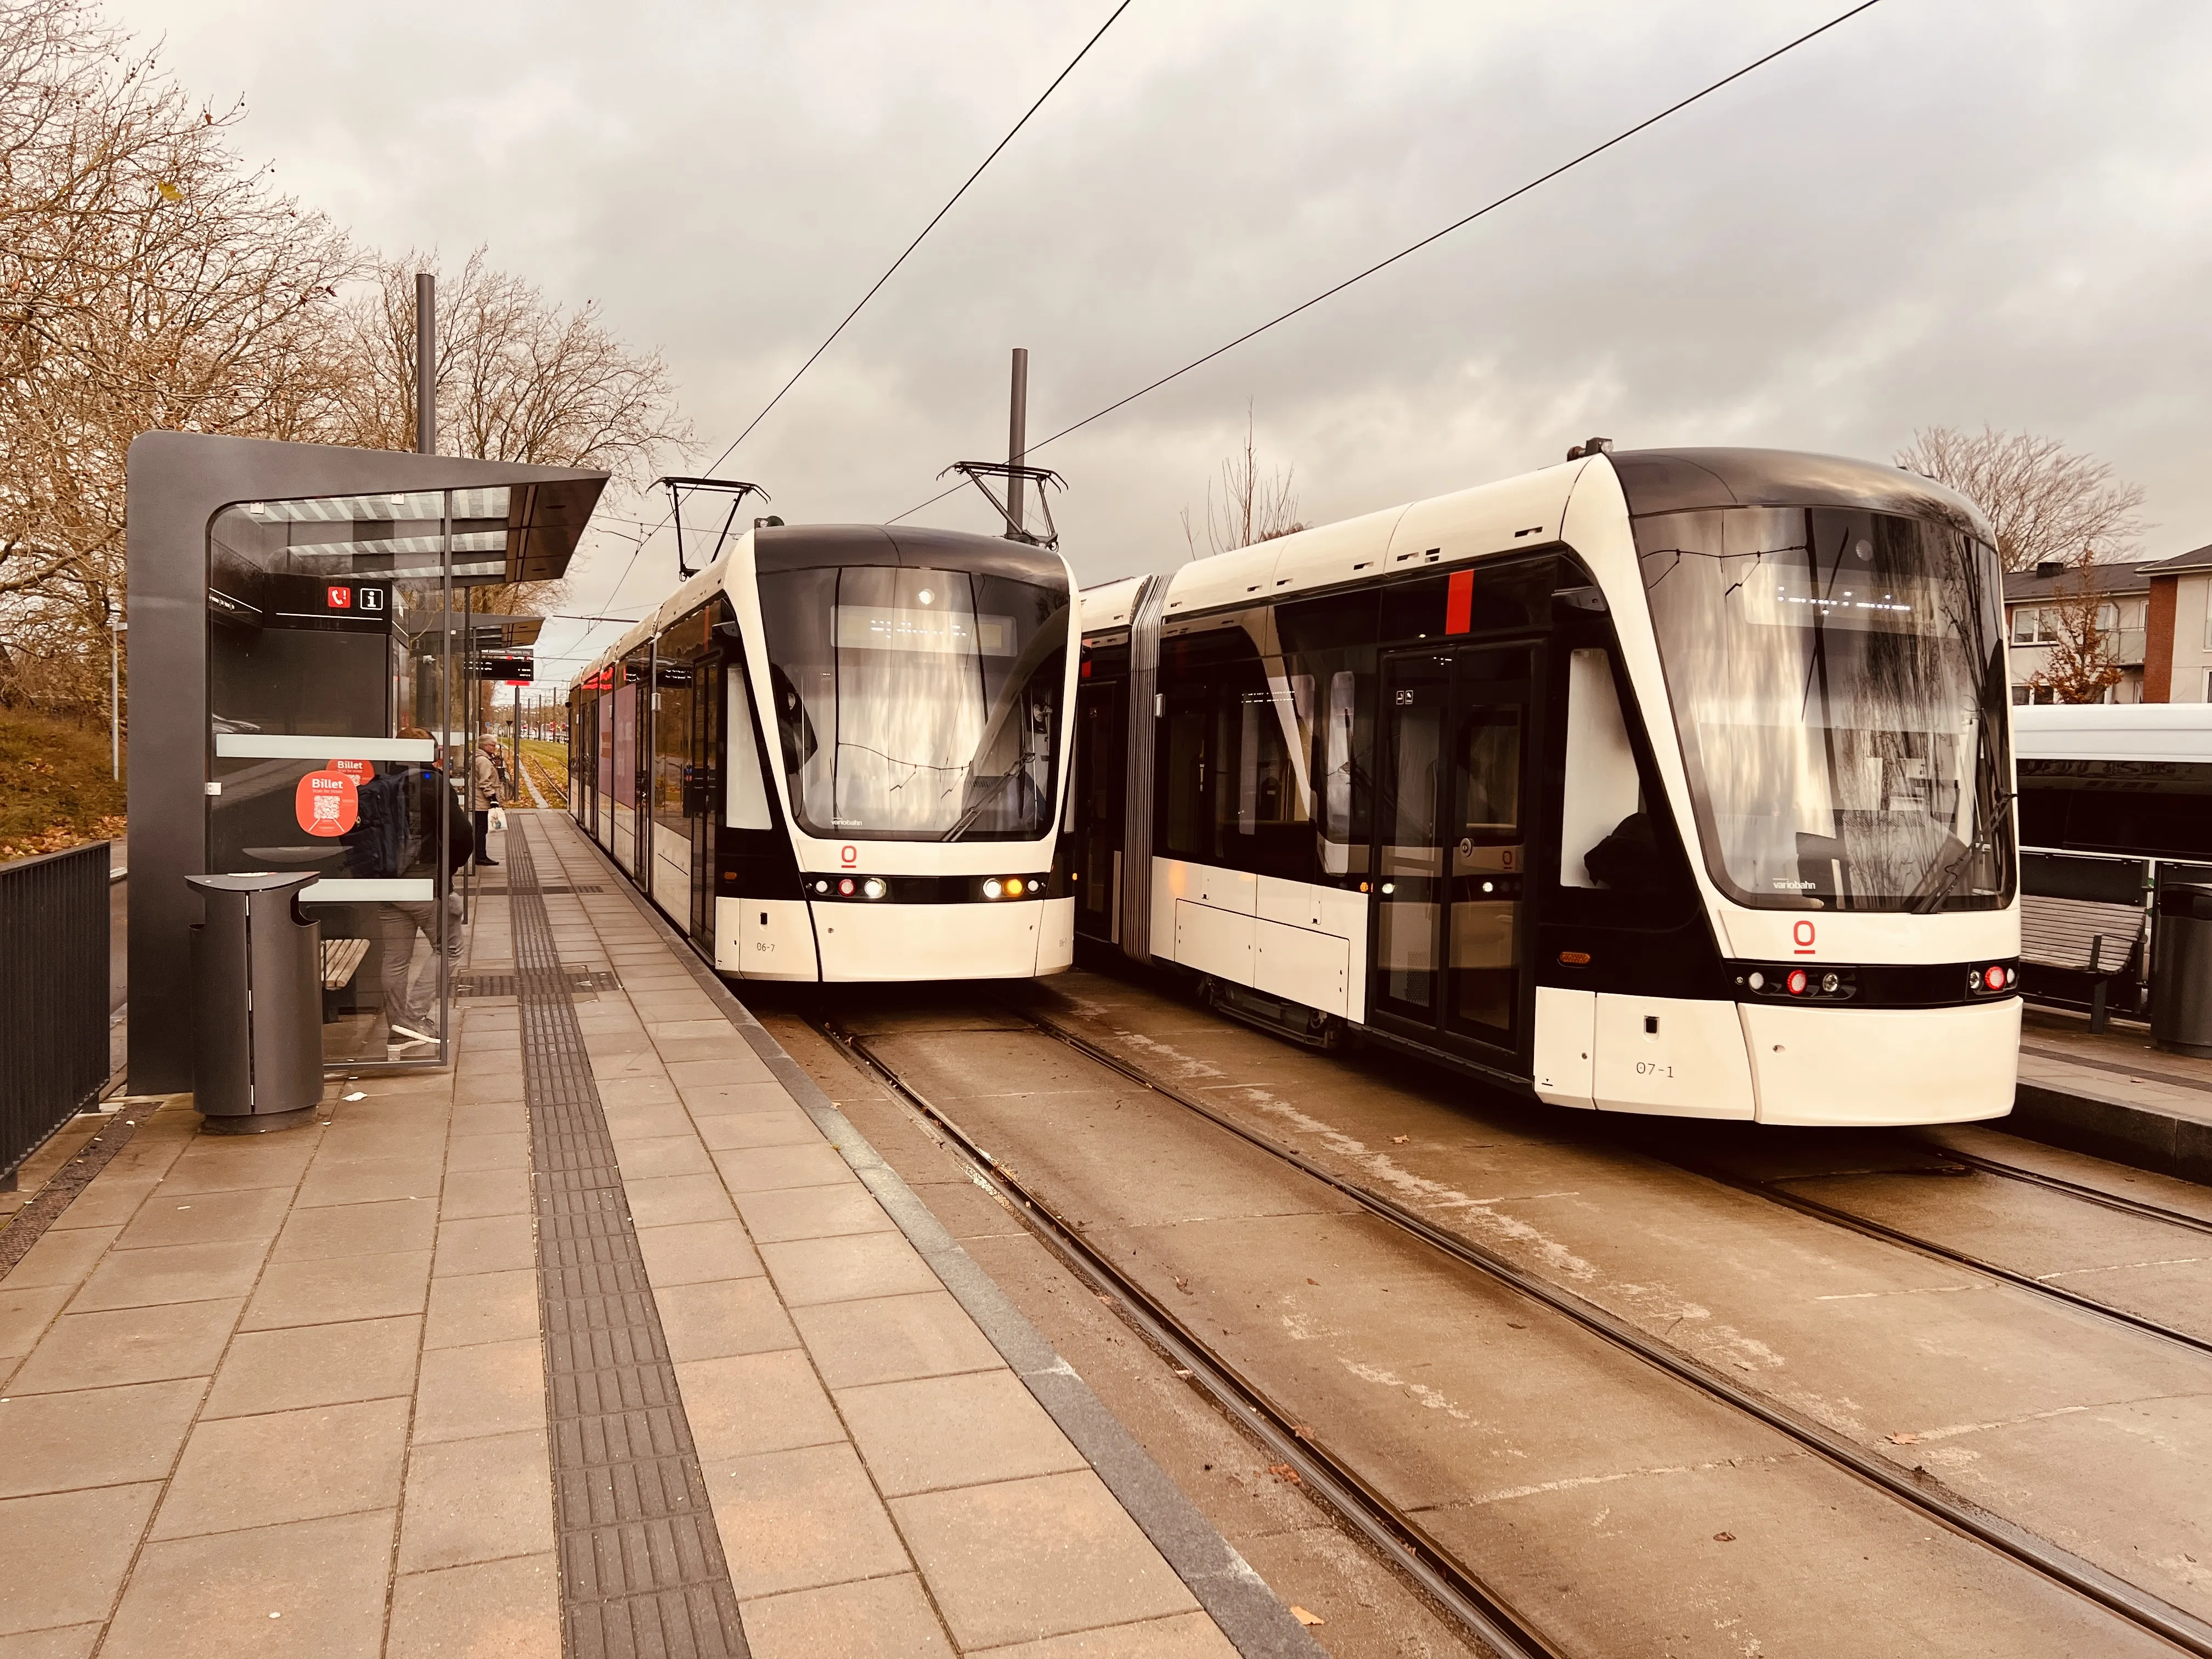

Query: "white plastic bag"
left=489, top=805, right=507, bottom=832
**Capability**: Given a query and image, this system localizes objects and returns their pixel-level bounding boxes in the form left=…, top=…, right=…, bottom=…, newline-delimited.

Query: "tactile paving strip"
left=507, top=821, right=749, bottom=1657
left=454, top=968, right=622, bottom=1000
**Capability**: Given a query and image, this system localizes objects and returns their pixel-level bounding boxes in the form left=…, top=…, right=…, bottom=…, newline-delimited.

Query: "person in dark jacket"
left=367, top=730, right=473, bottom=1058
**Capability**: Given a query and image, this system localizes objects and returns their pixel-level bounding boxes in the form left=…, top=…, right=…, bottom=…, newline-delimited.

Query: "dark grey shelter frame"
left=126, top=431, right=606, bottom=1096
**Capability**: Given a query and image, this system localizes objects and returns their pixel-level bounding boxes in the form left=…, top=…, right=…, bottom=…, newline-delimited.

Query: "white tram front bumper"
left=1737, top=996, right=2020, bottom=1127
left=715, top=894, right=1075, bottom=983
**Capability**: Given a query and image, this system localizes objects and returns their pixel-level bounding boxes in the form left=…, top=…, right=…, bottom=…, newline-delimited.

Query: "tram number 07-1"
left=1634, top=1060, right=1674, bottom=1079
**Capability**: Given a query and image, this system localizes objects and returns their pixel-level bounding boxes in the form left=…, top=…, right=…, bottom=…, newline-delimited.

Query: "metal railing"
left=1, top=842, right=109, bottom=1186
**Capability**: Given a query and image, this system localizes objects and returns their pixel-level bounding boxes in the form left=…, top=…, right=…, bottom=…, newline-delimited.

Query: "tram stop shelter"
left=125, top=431, right=607, bottom=1095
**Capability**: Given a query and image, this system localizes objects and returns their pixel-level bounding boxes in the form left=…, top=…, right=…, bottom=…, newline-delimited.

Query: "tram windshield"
left=1635, top=506, right=2012, bottom=912
left=758, top=563, right=1069, bottom=841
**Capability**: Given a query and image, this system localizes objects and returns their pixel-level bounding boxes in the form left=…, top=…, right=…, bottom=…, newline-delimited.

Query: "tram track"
left=816, top=1012, right=1560, bottom=1659
left=970, top=996, right=2212, bottom=1659
left=1662, top=1147, right=2212, bottom=1363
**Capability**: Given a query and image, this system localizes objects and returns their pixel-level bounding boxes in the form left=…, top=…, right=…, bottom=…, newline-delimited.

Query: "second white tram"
left=1068, top=447, right=2022, bottom=1127
left=569, top=522, right=1079, bottom=981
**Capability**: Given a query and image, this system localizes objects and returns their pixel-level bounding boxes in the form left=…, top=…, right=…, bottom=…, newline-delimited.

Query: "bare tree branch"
left=1896, top=425, right=2146, bottom=574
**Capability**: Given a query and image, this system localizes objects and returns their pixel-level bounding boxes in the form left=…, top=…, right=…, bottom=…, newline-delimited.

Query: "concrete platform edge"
left=577, top=824, right=1325, bottom=1659
left=2008, top=1080, right=2212, bottom=1186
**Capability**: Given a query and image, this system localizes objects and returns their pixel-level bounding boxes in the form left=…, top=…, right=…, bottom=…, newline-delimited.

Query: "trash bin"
left=2150, top=883, right=2212, bottom=1057
left=187, top=872, right=324, bottom=1132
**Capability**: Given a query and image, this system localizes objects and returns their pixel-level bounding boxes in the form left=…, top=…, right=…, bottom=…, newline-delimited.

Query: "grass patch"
left=0, top=710, right=125, bottom=862
left=518, top=738, right=569, bottom=808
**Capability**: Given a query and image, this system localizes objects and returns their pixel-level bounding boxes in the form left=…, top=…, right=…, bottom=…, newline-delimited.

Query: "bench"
left=2020, top=893, right=2144, bottom=1032
left=320, top=936, right=371, bottom=991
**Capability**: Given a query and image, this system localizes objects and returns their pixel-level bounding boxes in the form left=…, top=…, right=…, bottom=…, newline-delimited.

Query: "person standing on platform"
left=470, top=732, right=505, bottom=867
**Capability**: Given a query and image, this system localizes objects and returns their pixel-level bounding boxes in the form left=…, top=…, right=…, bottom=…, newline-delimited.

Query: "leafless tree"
left=1896, top=425, right=2146, bottom=574
left=1189, top=404, right=1304, bottom=557
left=2025, top=546, right=2127, bottom=706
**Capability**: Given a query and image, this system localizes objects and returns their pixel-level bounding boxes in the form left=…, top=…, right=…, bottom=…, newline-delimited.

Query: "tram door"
left=1072, top=679, right=1125, bottom=943
left=1370, top=644, right=1534, bottom=1066
left=687, top=659, right=721, bottom=949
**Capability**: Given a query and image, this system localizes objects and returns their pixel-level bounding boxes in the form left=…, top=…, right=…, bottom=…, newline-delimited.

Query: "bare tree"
left=1896, top=425, right=2146, bottom=574
left=1189, top=404, right=1304, bottom=557
left=0, top=0, right=359, bottom=712
left=334, top=251, right=691, bottom=492
left=2025, top=547, right=2127, bottom=706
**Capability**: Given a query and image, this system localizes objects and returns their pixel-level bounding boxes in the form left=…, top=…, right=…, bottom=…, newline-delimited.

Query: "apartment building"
left=2002, top=544, right=2212, bottom=704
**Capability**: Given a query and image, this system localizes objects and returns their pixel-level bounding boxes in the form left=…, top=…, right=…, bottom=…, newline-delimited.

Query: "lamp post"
left=109, top=601, right=126, bottom=781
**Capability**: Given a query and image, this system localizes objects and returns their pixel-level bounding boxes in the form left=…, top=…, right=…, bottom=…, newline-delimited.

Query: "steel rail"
left=1013, top=1003, right=2212, bottom=1659
left=1912, top=1143, right=2212, bottom=1240
left=1694, top=1164, right=2212, bottom=1361
left=815, top=1016, right=1562, bottom=1659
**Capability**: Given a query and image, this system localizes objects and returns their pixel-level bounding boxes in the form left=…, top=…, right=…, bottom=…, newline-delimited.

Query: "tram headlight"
left=1821, top=972, right=1841, bottom=994
left=1747, top=971, right=1765, bottom=991
left=864, top=877, right=887, bottom=900
left=811, top=878, right=830, bottom=895
left=1006, top=878, right=1024, bottom=896
left=983, top=878, right=1003, bottom=899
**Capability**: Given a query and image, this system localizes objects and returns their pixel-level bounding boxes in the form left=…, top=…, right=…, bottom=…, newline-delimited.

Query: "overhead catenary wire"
left=577, top=0, right=1135, bottom=648
left=891, top=0, right=1889, bottom=527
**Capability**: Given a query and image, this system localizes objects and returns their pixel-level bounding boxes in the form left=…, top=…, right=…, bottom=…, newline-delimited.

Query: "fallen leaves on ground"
left=1267, top=1462, right=1302, bottom=1485
left=1291, top=1606, right=1325, bottom=1626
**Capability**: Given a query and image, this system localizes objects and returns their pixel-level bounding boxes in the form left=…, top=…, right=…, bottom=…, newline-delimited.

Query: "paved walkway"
left=0, top=812, right=1281, bottom=1658
left=2017, top=1006, right=2212, bottom=1131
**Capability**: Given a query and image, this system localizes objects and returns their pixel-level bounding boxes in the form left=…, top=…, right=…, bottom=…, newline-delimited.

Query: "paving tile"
left=150, top=1395, right=409, bottom=1539
left=735, top=1183, right=896, bottom=1245
left=46, top=1178, right=157, bottom=1232
left=446, top=1100, right=528, bottom=1138
left=648, top=1019, right=744, bottom=1041
left=439, top=1166, right=531, bottom=1220
left=413, top=1338, right=547, bottom=1443
left=596, top=1075, right=683, bottom=1111
left=270, top=1196, right=438, bottom=1261
left=155, top=1141, right=316, bottom=1196
left=679, top=1080, right=796, bottom=1116
left=423, top=1269, right=539, bottom=1350
left=610, top=1134, right=715, bottom=1180
left=675, top=1349, right=843, bottom=1462
left=836, top=1371, right=1086, bottom=1498
left=0, top=1226, right=120, bottom=1292
left=115, top=1186, right=291, bottom=1249
left=624, top=1172, right=737, bottom=1227
left=432, top=1214, right=535, bottom=1278
left=694, top=1110, right=822, bottom=1153
left=892, top=1471, right=1196, bottom=1650
left=603, top=1104, right=699, bottom=1144
left=5, top=1298, right=241, bottom=1395
left=0, top=1285, right=70, bottom=1363
left=589, top=1051, right=668, bottom=1084
left=653, top=1037, right=763, bottom=1066
left=635, top=1218, right=763, bottom=1287
left=70, top=1238, right=269, bottom=1314
left=0, top=1622, right=101, bottom=1657
left=0, top=1482, right=160, bottom=1636
left=761, top=1232, right=941, bottom=1308
left=969, top=1612, right=1239, bottom=1658
left=738, top=1573, right=955, bottom=1659
left=293, top=1155, right=444, bottom=1210
left=667, top=1056, right=774, bottom=1090
left=241, top=1250, right=431, bottom=1331
left=711, top=1142, right=855, bottom=1195
left=0, top=1380, right=202, bottom=1499
left=445, top=1132, right=529, bottom=1173
left=654, top=1278, right=799, bottom=1362
left=702, top=1442, right=909, bottom=1600
left=99, top=1508, right=393, bottom=1659
left=201, top=1317, right=421, bottom=1419
left=792, top=1292, right=1004, bottom=1391
left=396, top=1428, right=554, bottom=1572
left=386, top=1552, right=560, bottom=1657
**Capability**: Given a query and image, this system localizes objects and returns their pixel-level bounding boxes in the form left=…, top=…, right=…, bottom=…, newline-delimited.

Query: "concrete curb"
left=2010, top=1079, right=2212, bottom=1186
left=567, top=816, right=1325, bottom=1659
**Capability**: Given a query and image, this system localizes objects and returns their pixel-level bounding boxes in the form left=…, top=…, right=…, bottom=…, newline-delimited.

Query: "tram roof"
left=2015, top=703, right=2212, bottom=766
left=1607, top=447, right=1994, bottom=542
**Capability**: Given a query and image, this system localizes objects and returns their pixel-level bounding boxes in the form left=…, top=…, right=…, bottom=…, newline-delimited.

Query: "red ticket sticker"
left=329, top=758, right=374, bottom=785
left=296, top=771, right=359, bottom=837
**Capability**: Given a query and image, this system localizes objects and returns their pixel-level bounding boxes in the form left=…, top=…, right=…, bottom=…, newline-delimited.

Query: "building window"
left=2011, top=685, right=2032, bottom=706
left=2011, top=607, right=2056, bottom=645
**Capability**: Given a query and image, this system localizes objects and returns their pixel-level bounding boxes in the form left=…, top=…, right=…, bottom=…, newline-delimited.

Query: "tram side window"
left=1277, top=590, right=1381, bottom=878
left=1155, top=631, right=1312, bottom=881
left=725, top=667, right=773, bottom=831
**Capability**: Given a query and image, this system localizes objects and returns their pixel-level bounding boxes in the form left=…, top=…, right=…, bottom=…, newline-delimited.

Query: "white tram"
left=568, top=523, right=1079, bottom=981
left=1069, top=448, right=2022, bottom=1127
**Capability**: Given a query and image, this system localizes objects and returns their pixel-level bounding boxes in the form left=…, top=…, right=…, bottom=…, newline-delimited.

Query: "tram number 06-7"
left=1635, top=1061, right=1674, bottom=1079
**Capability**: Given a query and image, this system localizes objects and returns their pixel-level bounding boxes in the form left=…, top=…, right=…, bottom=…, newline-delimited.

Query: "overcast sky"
left=109, top=0, right=2212, bottom=682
